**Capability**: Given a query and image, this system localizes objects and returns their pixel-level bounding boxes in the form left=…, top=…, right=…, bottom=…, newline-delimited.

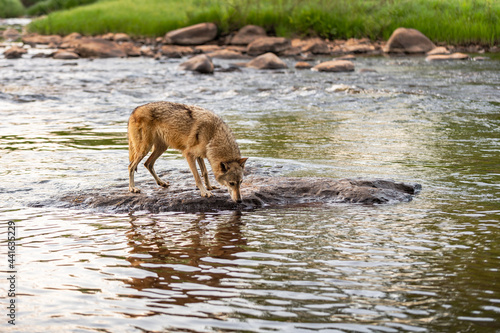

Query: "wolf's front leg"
left=197, top=157, right=218, bottom=190
left=186, top=154, right=213, bottom=198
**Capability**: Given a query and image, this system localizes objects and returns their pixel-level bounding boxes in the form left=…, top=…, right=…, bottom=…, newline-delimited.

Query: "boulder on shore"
left=342, top=38, right=377, bottom=54
left=383, top=27, right=436, bottom=54
left=247, top=37, right=291, bottom=56
left=180, top=54, right=214, bottom=74
left=74, top=37, right=127, bottom=58
left=120, top=42, right=141, bottom=57
left=114, top=33, right=131, bottom=42
left=22, top=33, right=62, bottom=46
left=299, top=38, right=331, bottom=54
left=312, top=60, right=355, bottom=72
left=230, top=25, right=267, bottom=45
left=165, top=22, right=218, bottom=45
left=2, top=28, right=20, bottom=41
left=161, top=45, right=194, bottom=58
left=246, top=52, right=288, bottom=69
left=207, top=49, right=249, bottom=59
left=53, top=171, right=421, bottom=213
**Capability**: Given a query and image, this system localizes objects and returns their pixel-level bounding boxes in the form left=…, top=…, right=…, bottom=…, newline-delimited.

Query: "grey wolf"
left=127, top=101, right=248, bottom=203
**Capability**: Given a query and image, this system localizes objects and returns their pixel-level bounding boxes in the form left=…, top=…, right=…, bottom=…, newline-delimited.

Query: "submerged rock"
left=312, top=60, right=355, bottom=72
left=53, top=50, right=80, bottom=60
left=295, top=61, right=313, bottom=69
left=54, top=169, right=421, bottom=213
left=426, top=52, right=469, bottom=61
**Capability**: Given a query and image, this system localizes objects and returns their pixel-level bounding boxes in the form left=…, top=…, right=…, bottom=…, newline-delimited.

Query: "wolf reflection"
left=124, top=211, right=247, bottom=306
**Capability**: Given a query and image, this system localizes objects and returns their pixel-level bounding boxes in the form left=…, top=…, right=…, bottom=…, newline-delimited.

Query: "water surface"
left=0, top=53, right=499, bottom=332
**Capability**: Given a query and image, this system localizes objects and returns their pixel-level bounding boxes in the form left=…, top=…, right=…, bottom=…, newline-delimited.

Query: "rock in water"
left=312, top=60, right=355, bottom=72
left=51, top=171, right=421, bottom=213
left=426, top=52, right=469, bottom=61
left=246, top=52, right=288, bottom=69
left=180, top=54, right=214, bottom=74
left=4, top=46, right=27, bottom=59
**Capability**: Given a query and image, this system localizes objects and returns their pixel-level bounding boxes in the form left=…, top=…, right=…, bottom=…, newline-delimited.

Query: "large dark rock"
left=383, top=27, right=436, bottom=54
left=54, top=169, right=421, bottom=213
left=165, top=22, right=218, bottom=45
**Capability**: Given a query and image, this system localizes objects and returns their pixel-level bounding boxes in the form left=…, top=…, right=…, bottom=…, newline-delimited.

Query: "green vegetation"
left=27, top=0, right=500, bottom=45
left=27, top=0, right=99, bottom=16
left=0, top=0, right=25, bottom=18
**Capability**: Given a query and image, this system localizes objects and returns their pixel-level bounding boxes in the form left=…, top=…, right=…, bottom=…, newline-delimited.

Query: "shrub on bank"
left=27, top=0, right=99, bottom=16
left=0, top=0, right=25, bottom=18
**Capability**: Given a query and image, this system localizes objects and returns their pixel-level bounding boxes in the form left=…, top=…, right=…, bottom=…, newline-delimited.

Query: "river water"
left=0, top=50, right=499, bottom=332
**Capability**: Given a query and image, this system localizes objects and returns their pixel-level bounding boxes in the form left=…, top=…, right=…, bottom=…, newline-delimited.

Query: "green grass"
left=27, top=0, right=99, bottom=16
left=28, top=0, right=500, bottom=45
left=0, top=0, right=25, bottom=18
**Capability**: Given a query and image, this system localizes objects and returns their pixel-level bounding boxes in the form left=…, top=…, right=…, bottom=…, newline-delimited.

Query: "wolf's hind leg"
left=197, top=157, right=218, bottom=190
left=144, top=143, right=169, bottom=188
left=129, top=149, right=150, bottom=193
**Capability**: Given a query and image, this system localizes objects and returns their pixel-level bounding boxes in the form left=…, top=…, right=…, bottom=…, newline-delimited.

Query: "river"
left=0, top=50, right=499, bottom=332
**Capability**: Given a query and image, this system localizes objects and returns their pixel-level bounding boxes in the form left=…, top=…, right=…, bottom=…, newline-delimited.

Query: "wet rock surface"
left=53, top=166, right=421, bottom=213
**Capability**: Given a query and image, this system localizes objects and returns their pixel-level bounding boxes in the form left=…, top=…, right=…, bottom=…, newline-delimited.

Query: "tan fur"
left=128, top=101, right=248, bottom=202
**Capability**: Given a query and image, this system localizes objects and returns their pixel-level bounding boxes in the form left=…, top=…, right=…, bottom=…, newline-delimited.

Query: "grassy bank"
left=28, top=0, right=500, bottom=45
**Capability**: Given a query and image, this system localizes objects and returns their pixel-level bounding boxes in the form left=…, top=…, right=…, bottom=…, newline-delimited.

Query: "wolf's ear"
left=220, top=162, right=230, bottom=173
left=238, top=157, right=248, bottom=168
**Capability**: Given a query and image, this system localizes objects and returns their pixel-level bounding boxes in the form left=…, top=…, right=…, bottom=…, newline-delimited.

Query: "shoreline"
left=1, top=23, right=498, bottom=67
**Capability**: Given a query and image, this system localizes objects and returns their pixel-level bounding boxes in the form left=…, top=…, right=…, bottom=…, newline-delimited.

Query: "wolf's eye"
left=229, top=182, right=236, bottom=186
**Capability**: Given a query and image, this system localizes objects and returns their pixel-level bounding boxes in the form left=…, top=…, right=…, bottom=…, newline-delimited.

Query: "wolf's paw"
left=129, top=187, right=141, bottom=193
left=158, top=181, right=170, bottom=188
left=201, top=190, right=213, bottom=198
left=206, top=185, right=219, bottom=190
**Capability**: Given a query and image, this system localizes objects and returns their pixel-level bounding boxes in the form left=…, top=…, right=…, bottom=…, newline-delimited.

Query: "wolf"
left=127, top=101, right=248, bottom=203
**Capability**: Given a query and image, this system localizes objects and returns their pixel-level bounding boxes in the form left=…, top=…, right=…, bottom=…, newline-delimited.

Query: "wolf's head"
left=216, top=158, right=248, bottom=203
